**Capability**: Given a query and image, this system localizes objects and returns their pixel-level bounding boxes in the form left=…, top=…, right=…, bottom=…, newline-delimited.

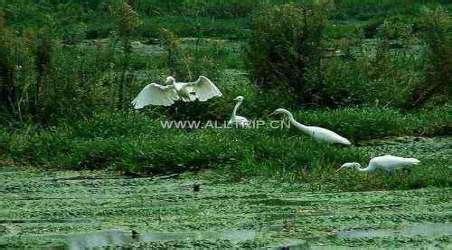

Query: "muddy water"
left=0, top=137, right=450, bottom=248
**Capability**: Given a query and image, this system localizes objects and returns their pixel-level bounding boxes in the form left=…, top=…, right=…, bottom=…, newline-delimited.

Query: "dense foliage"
left=246, top=4, right=327, bottom=104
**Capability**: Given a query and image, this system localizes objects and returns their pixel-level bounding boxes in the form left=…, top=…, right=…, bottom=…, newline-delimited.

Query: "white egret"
left=270, top=108, right=351, bottom=145
left=228, top=96, right=250, bottom=128
left=337, top=155, right=420, bottom=173
left=132, top=76, right=222, bottom=109
left=270, top=108, right=351, bottom=146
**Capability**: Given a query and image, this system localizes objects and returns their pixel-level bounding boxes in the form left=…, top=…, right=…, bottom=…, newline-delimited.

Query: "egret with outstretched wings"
left=132, top=76, right=222, bottom=109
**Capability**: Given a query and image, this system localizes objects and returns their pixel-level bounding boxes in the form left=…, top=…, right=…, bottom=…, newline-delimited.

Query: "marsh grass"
left=1, top=106, right=450, bottom=191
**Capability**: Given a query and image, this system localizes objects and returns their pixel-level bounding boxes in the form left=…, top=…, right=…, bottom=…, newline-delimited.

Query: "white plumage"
left=270, top=108, right=351, bottom=146
left=228, top=96, right=250, bottom=128
left=132, top=76, right=222, bottom=109
left=337, top=155, right=420, bottom=172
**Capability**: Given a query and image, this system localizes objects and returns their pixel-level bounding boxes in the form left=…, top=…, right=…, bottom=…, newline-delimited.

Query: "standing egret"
left=132, top=76, right=222, bottom=109
left=270, top=108, right=351, bottom=145
left=228, top=96, right=250, bottom=128
left=337, top=155, right=420, bottom=172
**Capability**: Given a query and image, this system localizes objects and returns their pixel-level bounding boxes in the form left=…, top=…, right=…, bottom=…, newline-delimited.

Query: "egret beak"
left=268, top=111, right=277, bottom=117
left=336, top=166, right=345, bottom=173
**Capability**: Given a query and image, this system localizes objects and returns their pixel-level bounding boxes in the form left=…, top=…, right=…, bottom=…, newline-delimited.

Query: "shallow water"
left=68, top=229, right=256, bottom=249
left=337, top=223, right=452, bottom=239
left=0, top=136, right=451, bottom=248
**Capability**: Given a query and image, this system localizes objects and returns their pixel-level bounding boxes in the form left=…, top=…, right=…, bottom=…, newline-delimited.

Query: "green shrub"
left=377, top=16, right=414, bottom=40
left=322, top=35, right=424, bottom=107
left=246, top=3, right=327, bottom=104
left=408, top=6, right=451, bottom=108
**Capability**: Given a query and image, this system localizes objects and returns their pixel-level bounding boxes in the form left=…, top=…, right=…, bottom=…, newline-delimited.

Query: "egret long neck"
left=285, top=113, right=311, bottom=134
left=232, top=100, right=242, bottom=117
left=173, top=81, right=183, bottom=91
left=355, top=164, right=372, bottom=172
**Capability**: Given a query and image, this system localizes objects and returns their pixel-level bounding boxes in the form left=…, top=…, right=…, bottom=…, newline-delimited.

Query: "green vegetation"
left=408, top=6, right=451, bottom=108
left=0, top=0, right=451, bottom=187
left=246, top=4, right=327, bottom=104
left=0, top=1, right=451, bottom=248
left=1, top=106, right=450, bottom=191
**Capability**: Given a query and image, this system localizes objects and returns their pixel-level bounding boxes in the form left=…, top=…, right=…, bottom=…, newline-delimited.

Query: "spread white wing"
left=131, top=83, right=179, bottom=109
left=185, top=76, right=222, bottom=102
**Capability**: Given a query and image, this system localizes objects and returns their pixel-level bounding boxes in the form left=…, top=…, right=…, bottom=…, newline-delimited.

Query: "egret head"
left=165, top=76, right=176, bottom=84
left=269, top=108, right=291, bottom=117
left=336, top=162, right=361, bottom=172
left=234, top=96, right=244, bottom=102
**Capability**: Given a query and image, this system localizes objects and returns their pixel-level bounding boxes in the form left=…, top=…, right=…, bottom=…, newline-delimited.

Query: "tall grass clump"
left=32, top=30, right=53, bottom=123
left=321, top=17, right=425, bottom=107
left=408, top=7, right=451, bottom=108
left=246, top=3, right=327, bottom=105
left=113, top=1, right=141, bottom=110
left=0, top=13, right=18, bottom=116
left=0, top=16, right=36, bottom=123
left=0, top=25, right=119, bottom=124
left=159, top=29, right=222, bottom=82
left=0, top=127, right=9, bottom=156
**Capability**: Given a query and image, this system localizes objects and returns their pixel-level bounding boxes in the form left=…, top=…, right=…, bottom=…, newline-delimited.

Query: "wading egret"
left=270, top=108, right=351, bottom=145
left=228, top=96, right=250, bottom=128
left=132, top=76, right=222, bottom=109
left=337, top=155, right=420, bottom=172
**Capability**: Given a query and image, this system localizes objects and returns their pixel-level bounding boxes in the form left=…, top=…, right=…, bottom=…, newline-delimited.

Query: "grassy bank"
left=1, top=106, right=450, bottom=191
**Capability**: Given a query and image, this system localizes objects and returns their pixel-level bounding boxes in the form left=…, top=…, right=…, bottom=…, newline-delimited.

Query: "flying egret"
left=228, top=96, right=250, bottom=128
left=270, top=108, right=351, bottom=145
left=337, top=155, right=420, bottom=172
left=131, top=76, right=222, bottom=109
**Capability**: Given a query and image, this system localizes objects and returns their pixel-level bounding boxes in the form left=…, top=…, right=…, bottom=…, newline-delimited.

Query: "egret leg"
left=386, top=169, right=396, bottom=176
left=402, top=168, right=412, bottom=175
